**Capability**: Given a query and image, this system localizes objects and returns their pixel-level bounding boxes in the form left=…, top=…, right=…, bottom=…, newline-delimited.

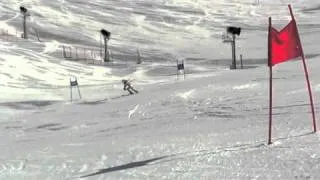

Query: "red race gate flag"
left=267, top=5, right=316, bottom=145
left=269, top=20, right=302, bottom=66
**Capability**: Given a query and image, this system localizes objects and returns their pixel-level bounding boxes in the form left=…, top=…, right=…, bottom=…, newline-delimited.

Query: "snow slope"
left=1, top=0, right=320, bottom=179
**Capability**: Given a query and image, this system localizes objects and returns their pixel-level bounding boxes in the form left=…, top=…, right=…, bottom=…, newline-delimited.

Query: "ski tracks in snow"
left=128, top=104, right=140, bottom=119
left=0, top=159, right=27, bottom=177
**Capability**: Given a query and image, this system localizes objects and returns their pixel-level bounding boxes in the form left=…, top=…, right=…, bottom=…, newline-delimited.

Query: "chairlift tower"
left=137, top=48, right=142, bottom=64
left=223, top=26, right=241, bottom=69
left=100, top=29, right=111, bottom=62
left=20, top=6, right=30, bottom=39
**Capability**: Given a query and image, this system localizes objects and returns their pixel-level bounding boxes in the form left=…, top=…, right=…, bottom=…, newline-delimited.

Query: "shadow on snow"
left=79, top=131, right=315, bottom=178
left=80, top=156, right=168, bottom=178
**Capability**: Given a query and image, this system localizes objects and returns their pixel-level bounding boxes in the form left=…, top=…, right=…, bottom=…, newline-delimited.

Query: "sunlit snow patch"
left=42, top=40, right=61, bottom=54
left=286, top=88, right=306, bottom=95
left=233, top=83, right=258, bottom=90
left=314, top=84, right=320, bottom=92
left=176, top=89, right=195, bottom=99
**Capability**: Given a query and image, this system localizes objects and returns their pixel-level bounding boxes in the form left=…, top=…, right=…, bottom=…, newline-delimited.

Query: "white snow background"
left=1, top=0, right=320, bottom=179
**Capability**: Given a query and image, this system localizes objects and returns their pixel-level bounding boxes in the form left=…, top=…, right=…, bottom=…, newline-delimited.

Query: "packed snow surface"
left=1, top=0, right=320, bottom=179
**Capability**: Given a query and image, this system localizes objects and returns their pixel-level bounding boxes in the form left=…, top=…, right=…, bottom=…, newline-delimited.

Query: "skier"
left=122, top=79, right=138, bottom=94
